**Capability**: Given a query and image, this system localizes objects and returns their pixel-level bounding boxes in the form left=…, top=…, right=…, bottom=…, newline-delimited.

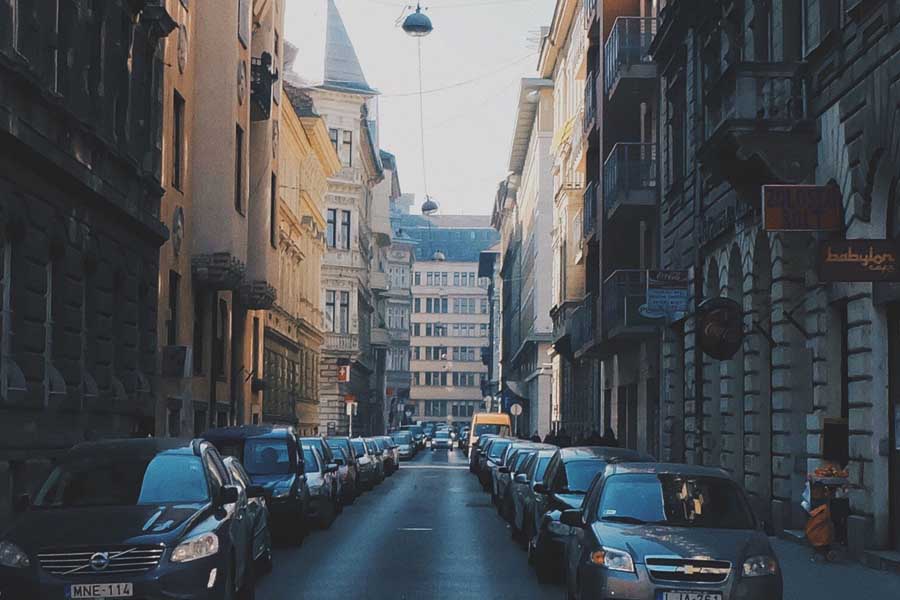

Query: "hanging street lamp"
left=401, top=4, right=433, bottom=37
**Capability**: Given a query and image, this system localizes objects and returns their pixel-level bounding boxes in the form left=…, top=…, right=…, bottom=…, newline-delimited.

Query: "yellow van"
left=467, top=412, right=512, bottom=454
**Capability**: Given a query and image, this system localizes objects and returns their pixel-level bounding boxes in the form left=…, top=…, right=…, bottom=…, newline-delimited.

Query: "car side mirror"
left=560, top=509, right=584, bottom=528
left=247, top=485, right=266, bottom=499
left=533, top=483, right=548, bottom=494
left=13, top=493, right=30, bottom=513
left=326, top=463, right=339, bottom=473
left=219, top=485, right=240, bottom=505
left=514, top=474, right=528, bottom=484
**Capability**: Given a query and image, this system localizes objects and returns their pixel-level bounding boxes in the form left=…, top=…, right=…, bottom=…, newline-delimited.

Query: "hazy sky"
left=284, top=0, right=555, bottom=215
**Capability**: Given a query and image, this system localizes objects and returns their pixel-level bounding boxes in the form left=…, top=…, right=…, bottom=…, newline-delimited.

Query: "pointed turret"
left=322, top=0, right=377, bottom=95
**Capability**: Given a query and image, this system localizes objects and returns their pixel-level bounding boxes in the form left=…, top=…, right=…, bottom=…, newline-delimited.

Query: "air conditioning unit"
left=161, top=346, right=193, bottom=378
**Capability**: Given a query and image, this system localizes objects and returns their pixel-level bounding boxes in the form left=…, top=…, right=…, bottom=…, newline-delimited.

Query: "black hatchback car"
left=204, top=425, right=311, bottom=544
left=0, top=438, right=258, bottom=600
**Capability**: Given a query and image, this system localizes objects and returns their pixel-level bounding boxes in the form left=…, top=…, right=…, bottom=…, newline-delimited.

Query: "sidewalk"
left=773, top=538, right=900, bottom=598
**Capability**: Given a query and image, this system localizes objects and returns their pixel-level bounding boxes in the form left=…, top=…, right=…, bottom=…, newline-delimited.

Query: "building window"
left=194, top=409, right=207, bottom=436
left=167, top=408, right=180, bottom=437
left=341, top=210, right=351, bottom=250
left=414, top=298, right=421, bottom=313
left=238, top=0, right=250, bottom=46
left=172, top=91, right=185, bottom=190
left=327, top=209, right=337, bottom=248
left=339, top=291, right=350, bottom=333
left=441, top=272, right=448, bottom=286
left=413, top=323, right=421, bottom=336
left=193, top=296, right=204, bottom=375
left=234, top=124, right=244, bottom=214
left=167, top=270, right=180, bottom=346
left=441, top=298, right=448, bottom=313
left=481, top=298, right=488, bottom=314
left=215, top=298, right=228, bottom=378
left=454, top=272, right=460, bottom=286
left=270, top=173, right=278, bottom=248
left=325, top=290, right=336, bottom=332
left=341, top=130, right=353, bottom=166
left=427, top=272, right=434, bottom=286
left=426, top=298, right=433, bottom=313
left=252, top=317, right=260, bottom=376
left=480, top=323, right=488, bottom=336
left=414, top=271, right=421, bottom=285
left=329, top=128, right=339, bottom=154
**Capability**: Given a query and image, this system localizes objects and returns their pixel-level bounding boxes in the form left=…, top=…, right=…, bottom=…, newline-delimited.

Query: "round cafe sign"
left=697, top=297, right=744, bottom=360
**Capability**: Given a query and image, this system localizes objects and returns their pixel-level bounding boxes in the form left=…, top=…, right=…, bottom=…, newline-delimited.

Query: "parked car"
left=203, top=425, right=311, bottom=544
left=379, top=436, right=401, bottom=473
left=431, top=429, right=453, bottom=451
left=400, top=424, right=426, bottom=449
left=331, top=447, right=356, bottom=506
left=561, top=463, right=783, bottom=600
left=458, top=426, right=470, bottom=453
left=493, top=441, right=544, bottom=506
left=372, top=437, right=395, bottom=475
left=364, top=438, right=386, bottom=483
left=326, top=436, right=360, bottom=503
left=351, top=438, right=378, bottom=490
left=0, top=438, right=258, bottom=600
left=480, top=437, right=512, bottom=492
left=390, top=430, right=416, bottom=460
left=497, top=445, right=543, bottom=521
left=302, top=446, right=339, bottom=528
left=299, top=437, right=336, bottom=467
left=223, top=455, right=273, bottom=573
left=471, top=434, right=500, bottom=476
left=512, top=448, right=556, bottom=543
left=528, top=446, right=651, bottom=582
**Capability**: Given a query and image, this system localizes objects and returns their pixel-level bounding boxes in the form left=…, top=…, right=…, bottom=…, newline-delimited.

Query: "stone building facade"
left=0, top=0, right=177, bottom=525
left=493, top=79, right=555, bottom=438
left=654, top=0, right=900, bottom=554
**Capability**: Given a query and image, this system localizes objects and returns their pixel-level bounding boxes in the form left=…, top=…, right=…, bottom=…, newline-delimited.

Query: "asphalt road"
left=256, top=446, right=560, bottom=599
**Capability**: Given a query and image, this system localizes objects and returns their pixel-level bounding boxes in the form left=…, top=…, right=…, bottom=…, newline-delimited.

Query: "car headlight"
left=0, top=540, right=30, bottom=568
left=742, top=555, right=778, bottom=577
left=171, top=532, right=219, bottom=563
left=589, top=547, right=635, bottom=573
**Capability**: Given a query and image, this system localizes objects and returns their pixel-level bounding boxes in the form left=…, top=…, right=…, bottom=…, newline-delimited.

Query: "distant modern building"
left=396, top=212, right=498, bottom=425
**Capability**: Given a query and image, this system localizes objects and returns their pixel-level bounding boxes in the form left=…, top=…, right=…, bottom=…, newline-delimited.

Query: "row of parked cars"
left=0, top=426, right=414, bottom=600
left=468, top=432, right=786, bottom=600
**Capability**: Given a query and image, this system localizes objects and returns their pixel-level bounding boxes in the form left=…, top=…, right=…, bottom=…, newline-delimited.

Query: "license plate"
left=661, top=592, right=722, bottom=600
left=66, top=583, right=133, bottom=599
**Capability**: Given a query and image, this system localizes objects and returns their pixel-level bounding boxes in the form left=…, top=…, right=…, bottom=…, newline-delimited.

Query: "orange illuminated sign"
left=763, top=185, right=843, bottom=232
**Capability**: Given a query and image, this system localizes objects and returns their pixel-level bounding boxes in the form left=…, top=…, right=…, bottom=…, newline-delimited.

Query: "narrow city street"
left=258, top=449, right=559, bottom=599
left=257, top=447, right=900, bottom=600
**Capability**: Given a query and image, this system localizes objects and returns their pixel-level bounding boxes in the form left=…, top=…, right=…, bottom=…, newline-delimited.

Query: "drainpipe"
left=691, top=28, right=705, bottom=466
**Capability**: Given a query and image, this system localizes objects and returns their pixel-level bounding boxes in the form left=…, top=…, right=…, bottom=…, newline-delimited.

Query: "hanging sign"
left=337, top=365, right=350, bottom=383
left=763, top=185, right=843, bottom=231
left=696, top=298, right=744, bottom=360
left=642, top=270, right=690, bottom=320
left=818, top=239, right=900, bottom=282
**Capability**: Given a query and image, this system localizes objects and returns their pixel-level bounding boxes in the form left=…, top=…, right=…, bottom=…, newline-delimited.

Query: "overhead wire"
left=380, top=52, right=537, bottom=97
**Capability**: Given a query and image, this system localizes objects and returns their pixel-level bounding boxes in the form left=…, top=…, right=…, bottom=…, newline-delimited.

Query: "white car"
left=431, top=430, right=453, bottom=450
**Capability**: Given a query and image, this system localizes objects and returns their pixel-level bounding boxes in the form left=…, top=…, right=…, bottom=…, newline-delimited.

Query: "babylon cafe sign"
left=819, top=240, right=900, bottom=282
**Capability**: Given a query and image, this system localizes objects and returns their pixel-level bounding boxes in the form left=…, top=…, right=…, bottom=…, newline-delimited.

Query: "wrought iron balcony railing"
left=583, top=181, right=598, bottom=240
left=570, top=294, right=594, bottom=354
left=602, top=270, right=655, bottom=340
left=603, top=143, right=658, bottom=217
left=604, top=17, right=657, bottom=97
left=584, top=71, right=597, bottom=135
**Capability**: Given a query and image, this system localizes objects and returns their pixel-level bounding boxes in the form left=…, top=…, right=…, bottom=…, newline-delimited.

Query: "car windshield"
left=534, top=457, right=552, bottom=482
left=34, top=454, right=209, bottom=508
left=513, top=451, right=533, bottom=472
left=365, top=441, right=378, bottom=453
left=561, top=460, right=608, bottom=493
left=597, top=474, right=756, bottom=530
left=488, top=440, right=511, bottom=458
left=243, top=438, right=293, bottom=475
left=474, top=424, right=502, bottom=436
left=435, top=431, right=449, bottom=439
left=302, top=448, right=320, bottom=474
left=351, top=440, right=366, bottom=457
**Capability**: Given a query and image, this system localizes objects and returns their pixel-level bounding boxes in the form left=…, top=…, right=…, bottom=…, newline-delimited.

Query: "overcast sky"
left=284, top=0, right=555, bottom=215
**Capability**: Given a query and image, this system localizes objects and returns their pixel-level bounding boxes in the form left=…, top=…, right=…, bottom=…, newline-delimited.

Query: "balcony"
left=250, top=52, right=279, bottom=121
left=571, top=295, right=594, bottom=357
left=602, top=270, right=656, bottom=342
left=583, top=181, right=598, bottom=241
left=323, top=333, right=359, bottom=353
left=604, top=17, right=657, bottom=107
left=371, top=327, right=390, bottom=347
left=551, top=300, right=581, bottom=359
left=370, top=271, right=388, bottom=292
left=583, top=0, right=598, bottom=35
left=604, top=143, right=658, bottom=222
left=583, top=71, right=597, bottom=136
left=699, top=62, right=815, bottom=185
